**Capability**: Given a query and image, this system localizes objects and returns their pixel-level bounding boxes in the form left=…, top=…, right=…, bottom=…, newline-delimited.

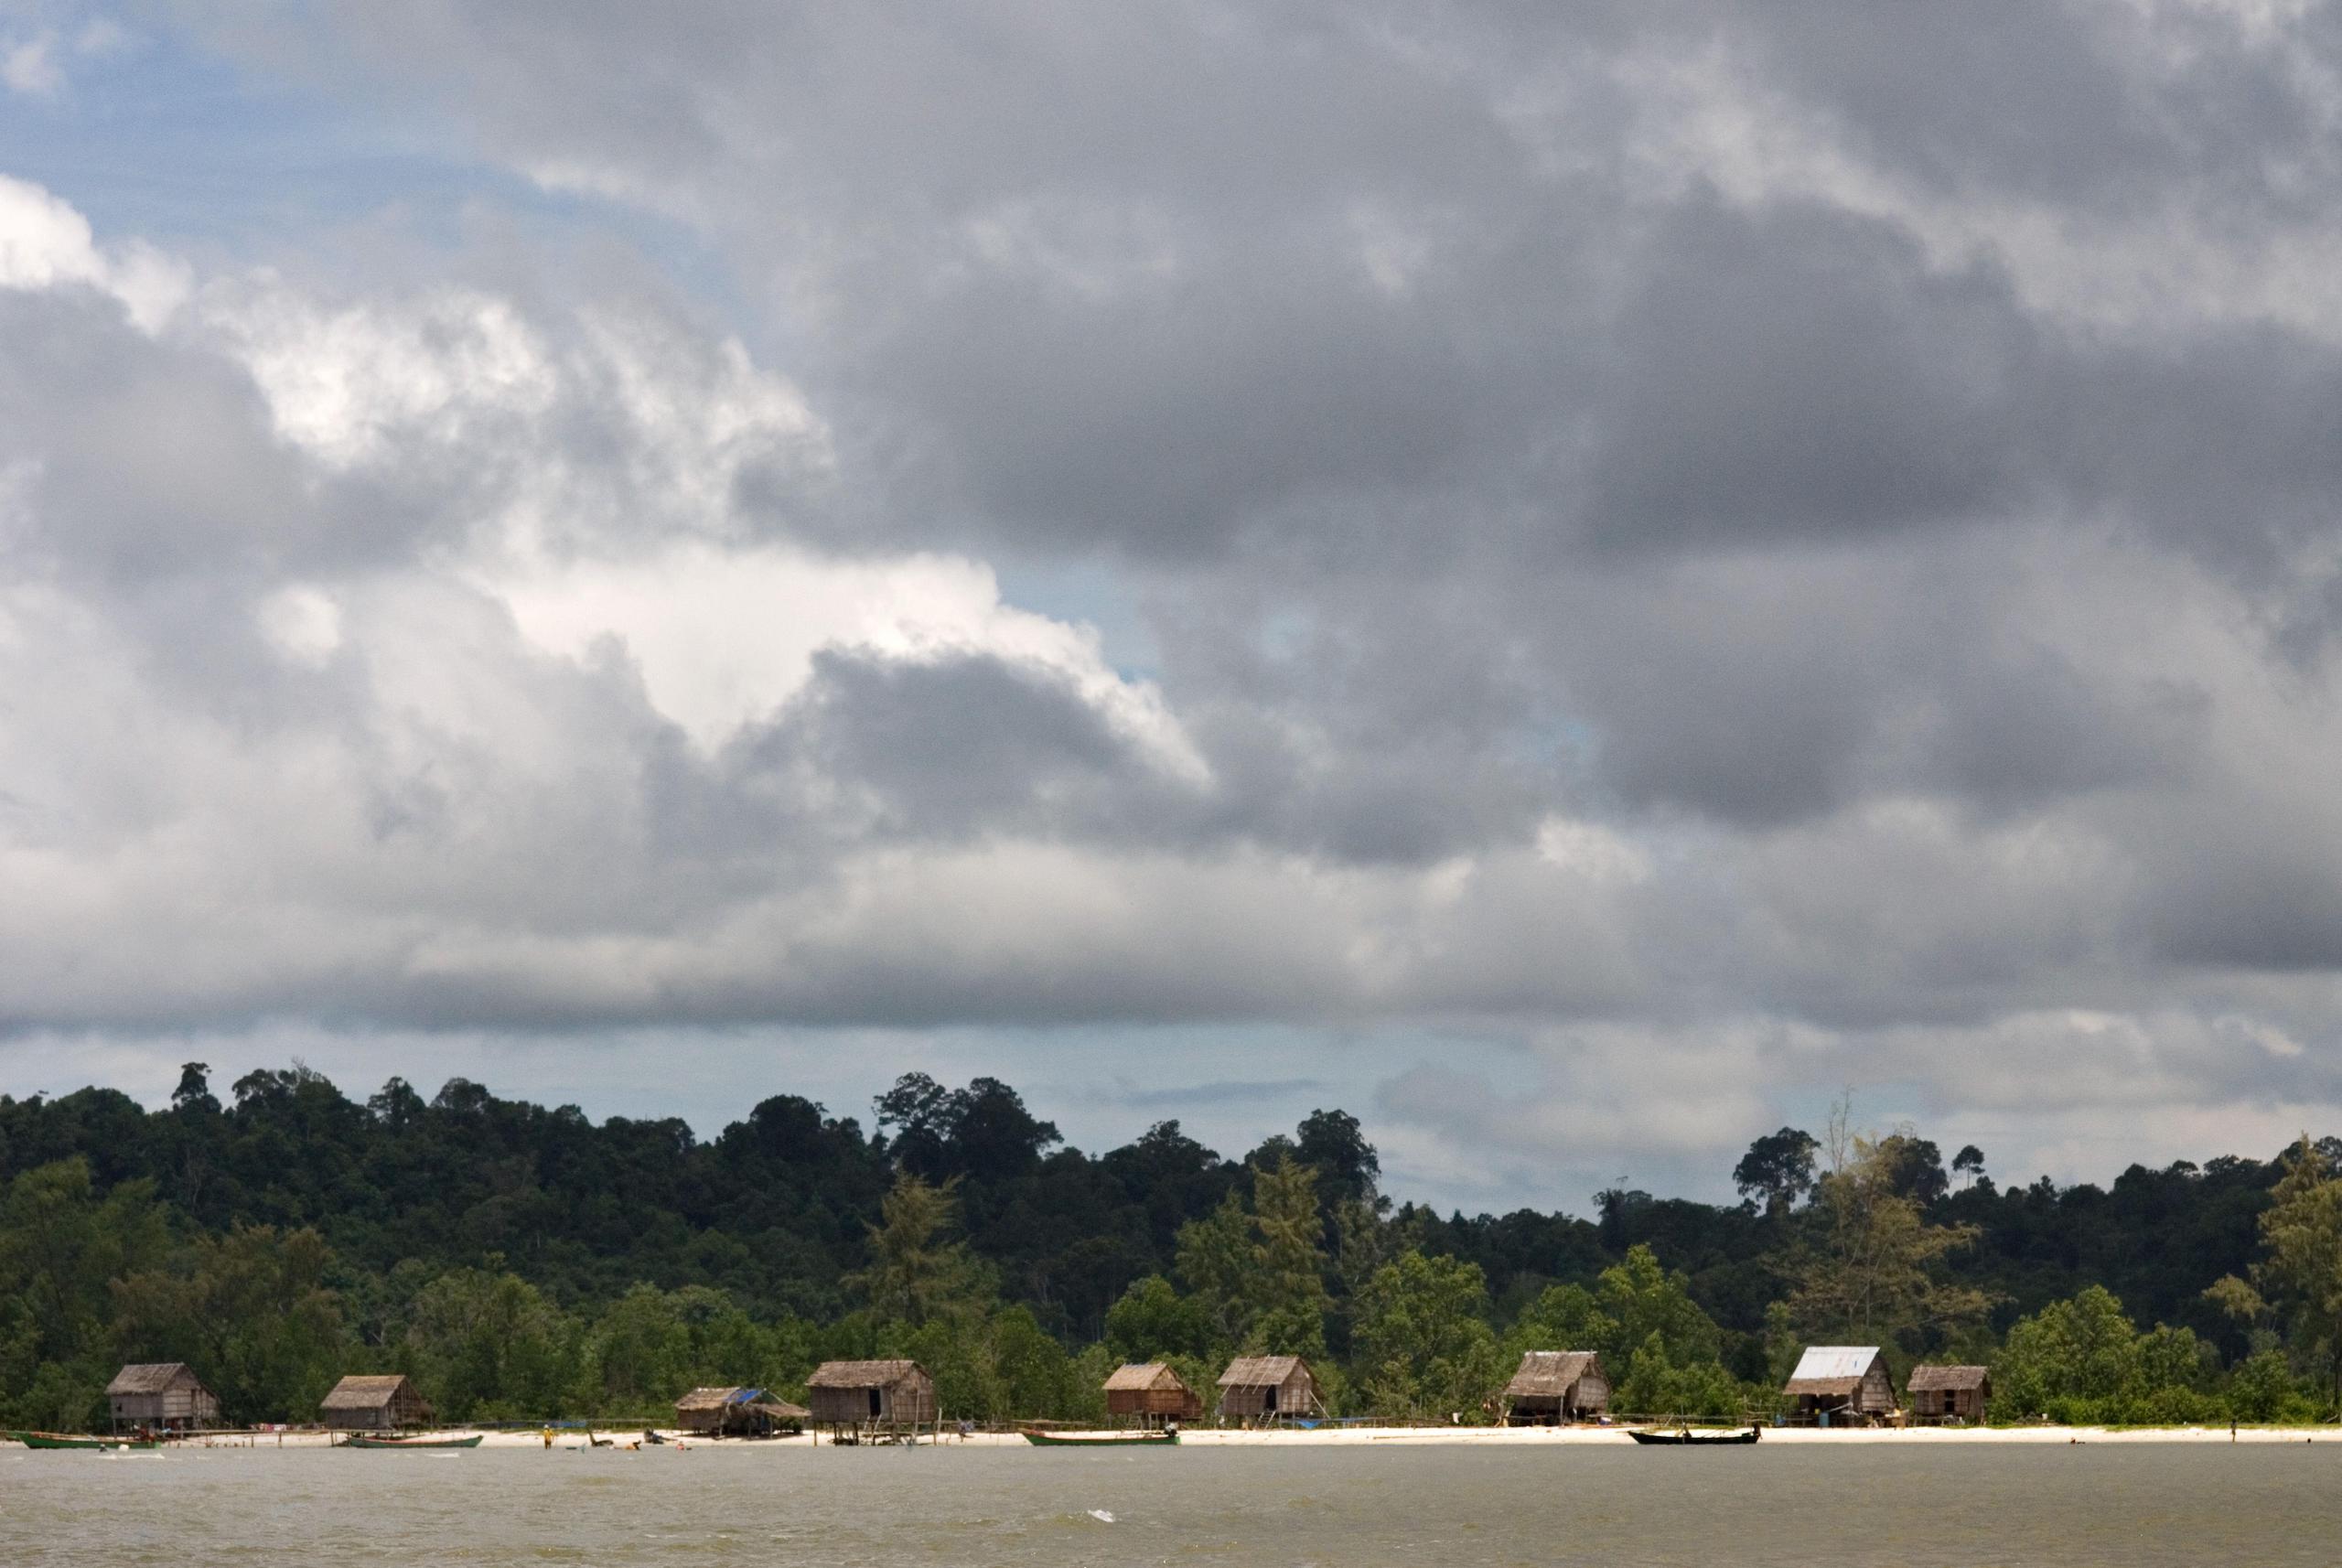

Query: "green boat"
left=1019, top=1428, right=1178, bottom=1446
left=15, top=1431, right=161, bottom=1450
left=341, top=1433, right=484, bottom=1449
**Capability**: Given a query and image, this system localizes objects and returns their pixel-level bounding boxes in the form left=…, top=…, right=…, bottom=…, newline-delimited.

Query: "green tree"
left=1508, top=1244, right=1722, bottom=1372
left=1172, top=1158, right=1334, bottom=1359
left=2214, top=1136, right=2342, bottom=1412
left=111, top=1224, right=348, bottom=1423
left=593, top=1283, right=688, bottom=1408
left=1613, top=1331, right=1745, bottom=1420
left=1789, top=1124, right=1991, bottom=1343
left=1248, top=1157, right=1331, bottom=1358
left=1175, top=1189, right=1257, bottom=1345
left=0, top=1159, right=168, bottom=1373
left=1352, top=1250, right=1502, bottom=1420
left=1733, top=1128, right=1819, bottom=1216
left=1104, top=1274, right=1218, bottom=1363
left=402, top=1267, right=584, bottom=1420
left=1994, top=1285, right=2217, bottom=1423
left=1509, top=1280, right=1602, bottom=1357
left=1595, top=1244, right=1721, bottom=1366
left=847, top=1173, right=990, bottom=1326
left=2227, top=1348, right=2303, bottom=1423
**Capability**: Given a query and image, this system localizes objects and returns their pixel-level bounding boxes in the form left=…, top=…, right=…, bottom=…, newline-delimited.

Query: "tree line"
left=3, top=1066, right=2339, bottom=1428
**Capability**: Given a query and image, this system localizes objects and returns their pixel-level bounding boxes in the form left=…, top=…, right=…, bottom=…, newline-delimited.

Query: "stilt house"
left=1215, top=1355, right=1325, bottom=1423
left=105, top=1363, right=220, bottom=1432
left=319, top=1373, right=431, bottom=1431
left=1783, top=1346, right=1896, bottom=1425
left=672, top=1386, right=808, bottom=1436
left=1906, top=1365, right=1989, bottom=1424
left=804, top=1360, right=938, bottom=1435
left=1501, top=1350, right=1611, bottom=1423
left=1102, top=1362, right=1203, bottom=1425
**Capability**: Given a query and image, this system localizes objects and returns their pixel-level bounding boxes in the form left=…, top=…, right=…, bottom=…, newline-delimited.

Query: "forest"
left=3, top=1063, right=2339, bottom=1429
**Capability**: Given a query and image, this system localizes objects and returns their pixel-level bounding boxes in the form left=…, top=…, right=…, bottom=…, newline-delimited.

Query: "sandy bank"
left=101, top=1422, right=2337, bottom=1450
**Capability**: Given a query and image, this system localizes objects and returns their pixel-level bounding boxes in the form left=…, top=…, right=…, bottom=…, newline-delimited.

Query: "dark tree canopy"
left=1875, top=1133, right=1950, bottom=1206
left=1295, top=1107, right=1382, bottom=1209
left=1732, top=1128, right=1819, bottom=1215
left=0, top=1064, right=2333, bottom=1429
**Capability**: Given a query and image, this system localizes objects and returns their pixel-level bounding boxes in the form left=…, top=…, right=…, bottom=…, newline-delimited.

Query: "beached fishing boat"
left=1019, top=1428, right=1179, bottom=1446
left=1628, top=1425, right=1759, bottom=1445
left=15, top=1431, right=161, bottom=1450
left=340, top=1433, right=484, bottom=1449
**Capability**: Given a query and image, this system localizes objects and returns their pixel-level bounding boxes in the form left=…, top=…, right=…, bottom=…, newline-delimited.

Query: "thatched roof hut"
left=105, top=1362, right=220, bottom=1431
left=1906, top=1364, right=1990, bottom=1423
left=673, top=1386, right=809, bottom=1436
left=804, top=1359, right=938, bottom=1431
left=1216, top=1355, right=1324, bottom=1423
left=319, top=1373, right=431, bottom=1431
left=1102, top=1362, right=1203, bottom=1424
left=1501, top=1350, right=1611, bottom=1423
left=1783, top=1346, right=1896, bottom=1424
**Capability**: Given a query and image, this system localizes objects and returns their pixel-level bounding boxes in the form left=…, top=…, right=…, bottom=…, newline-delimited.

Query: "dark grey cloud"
left=10, top=1, right=2342, bottom=1202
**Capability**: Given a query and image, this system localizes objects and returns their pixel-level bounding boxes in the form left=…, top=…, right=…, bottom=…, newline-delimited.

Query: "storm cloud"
left=6, top=2, right=2342, bottom=1204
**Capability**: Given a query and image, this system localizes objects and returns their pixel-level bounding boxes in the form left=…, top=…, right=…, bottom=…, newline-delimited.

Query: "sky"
left=5, top=1, right=2342, bottom=1214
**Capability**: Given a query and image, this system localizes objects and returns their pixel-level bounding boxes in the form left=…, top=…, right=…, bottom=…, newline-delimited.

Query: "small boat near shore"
left=1019, top=1428, right=1179, bottom=1446
left=340, top=1433, right=484, bottom=1449
left=13, top=1431, right=161, bottom=1450
left=1628, top=1425, right=1760, bottom=1445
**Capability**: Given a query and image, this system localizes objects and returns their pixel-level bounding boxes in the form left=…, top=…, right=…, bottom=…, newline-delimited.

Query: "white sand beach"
left=128, top=1421, right=2335, bottom=1450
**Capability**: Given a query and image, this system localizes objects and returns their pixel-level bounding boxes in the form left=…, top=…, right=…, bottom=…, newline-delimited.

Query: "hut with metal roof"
left=1215, top=1355, right=1325, bottom=1423
left=673, top=1386, right=809, bottom=1436
left=105, top=1362, right=220, bottom=1432
left=1782, top=1346, right=1896, bottom=1425
left=805, top=1360, right=938, bottom=1438
left=1102, top=1362, right=1203, bottom=1426
left=318, top=1373, right=431, bottom=1431
left=1500, top=1350, right=1611, bottom=1424
left=1906, top=1364, right=1990, bottom=1424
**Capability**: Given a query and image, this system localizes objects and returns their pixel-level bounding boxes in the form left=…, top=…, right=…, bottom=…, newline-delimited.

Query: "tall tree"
left=2208, top=1135, right=2342, bottom=1410
left=1788, top=1131, right=1991, bottom=1343
left=1733, top=1128, right=1819, bottom=1216
left=848, top=1173, right=990, bottom=1326
left=1248, top=1156, right=1331, bottom=1358
left=1352, top=1251, right=1501, bottom=1419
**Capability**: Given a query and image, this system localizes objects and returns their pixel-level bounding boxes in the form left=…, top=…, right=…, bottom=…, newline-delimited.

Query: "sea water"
left=5, top=1440, right=2339, bottom=1565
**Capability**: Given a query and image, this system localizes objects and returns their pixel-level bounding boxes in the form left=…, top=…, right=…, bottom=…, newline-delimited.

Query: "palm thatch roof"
left=806, top=1359, right=925, bottom=1389
left=1504, top=1350, right=1600, bottom=1398
left=319, top=1374, right=415, bottom=1412
left=1217, top=1355, right=1310, bottom=1388
left=106, top=1363, right=203, bottom=1395
left=676, top=1386, right=751, bottom=1412
left=672, top=1385, right=810, bottom=1418
left=1103, top=1362, right=1188, bottom=1392
left=1906, top=1364, right=1989, bottom=1392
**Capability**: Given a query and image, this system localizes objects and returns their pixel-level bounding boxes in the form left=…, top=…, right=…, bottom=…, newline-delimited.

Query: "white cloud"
left=0, top=173, right=189, bottom=327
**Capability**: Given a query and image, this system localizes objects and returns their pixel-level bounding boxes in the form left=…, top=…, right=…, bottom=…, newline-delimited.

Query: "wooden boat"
left=16, top=1431, right=160, bottom=1450
left=1628, top=1424, right=1760, bottom=1445
left=1019, top=1428, right=1180, bottom=1446
left=341, top=1433, right=484, bottom=1448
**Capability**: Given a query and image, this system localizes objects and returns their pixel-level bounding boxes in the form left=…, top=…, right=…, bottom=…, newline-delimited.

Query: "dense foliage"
left=2, top=1066, right=2337, bottom=1428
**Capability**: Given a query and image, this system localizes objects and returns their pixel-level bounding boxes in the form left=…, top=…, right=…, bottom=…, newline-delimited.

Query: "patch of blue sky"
left=0, top=12, right=757, bottom=338
left=993, top=553, right=1162, bottom=684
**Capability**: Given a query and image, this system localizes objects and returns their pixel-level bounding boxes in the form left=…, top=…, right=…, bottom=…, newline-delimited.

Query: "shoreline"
left=27, top=1423, right=2331, bottom=1450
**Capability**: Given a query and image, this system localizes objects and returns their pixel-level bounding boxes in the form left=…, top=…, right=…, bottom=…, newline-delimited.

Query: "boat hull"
left=16, top=1431, right=160, bottom=1450
left=1628, top=1427, right=1759, bottom=1445
left=1019, top=1429, right=1179, bottom=1446
left=341, top=1434, right=484, bottom=1448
